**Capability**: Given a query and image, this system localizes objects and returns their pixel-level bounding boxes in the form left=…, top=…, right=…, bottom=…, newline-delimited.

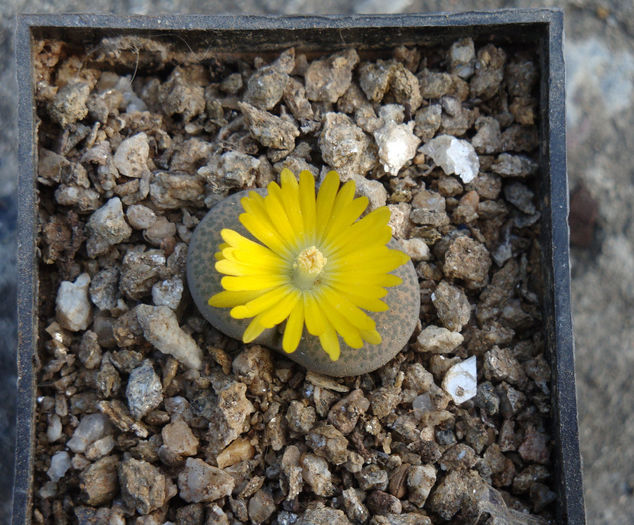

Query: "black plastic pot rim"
left=14, top=9, right=585, bottom=525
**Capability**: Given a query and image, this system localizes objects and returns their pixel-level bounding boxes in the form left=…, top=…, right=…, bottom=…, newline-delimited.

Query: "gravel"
left=2, top=4, right=631, bottom=525
left=0, top=16, right=608, bottom=525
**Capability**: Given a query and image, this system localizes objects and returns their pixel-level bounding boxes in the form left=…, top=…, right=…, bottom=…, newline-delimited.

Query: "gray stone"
left=443, top=236, right=492, bottom=288
left=491, top=153, right=538, bottom=178
left=67, top=413, right=112, bottom=454
left=126, top=204, right=157, bottom=230
left=504, top=181, right=536, bottom=214
left=297, top=503, right=351, bottom=525
left=149, top=171, right=205, bottom=210
left=208, top=150, right=260, bottom=190
left=448, top=38, right=476, bottom=79
left=415, top=325, right=463, bottom=354
left=85, top=435, right=116, bottom=460
left=306, top=423, right=349, bottom=465
left=472, top=116, right=502, bottom=154
left=126, top=360, right=163, bottom=420
left=327, top=389, right=370, bottom=435
left=431, top=280, right=471, bottom=332
left=407, top=464, right=437, bottom=507
left=470, top=44, right=506, bottom=100
left=114, top=132, right=149, bottom=178
left=286, top=400, right=317, bottom=434
left=158, top=66, right=205, bottom=122
left=86, top=197, right=132, bottom=257
left=203, top=380, right=255, bottom=453
left=136, top=305, right=203, bottom=370
left=161, top=419, right=199, bottom=457
left=248, top=489, right=276, bottom=524
left=151, top=277, right=183, bottom=310
left=356, top=464, right=388, bottom=491
left=414, top=104, right=442, bottom=141
left=239, top=102, right=299, bottom=150
left=89, top=268, right=119, bottom=312
left=244, top=64, right=289, bottom=110
left=410, top=188, right=449, bottom=227
left=319, top=112, right=373, bottom=174
left=305, top=49, right=359, bottom=103
left=400, top=238, right=430, bottom=261
left=341, top=488, right=369, bottom=523
left=47, top=451, right=71, bottom=482
left=418, top=69, right=453, bottom=99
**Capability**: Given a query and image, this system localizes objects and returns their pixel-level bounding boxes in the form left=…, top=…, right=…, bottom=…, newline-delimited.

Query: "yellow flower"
left=208, top=169, right=409, bottom=361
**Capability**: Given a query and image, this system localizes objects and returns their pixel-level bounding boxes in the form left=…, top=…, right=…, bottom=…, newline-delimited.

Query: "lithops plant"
left=187, top=169, right=420, bottom=376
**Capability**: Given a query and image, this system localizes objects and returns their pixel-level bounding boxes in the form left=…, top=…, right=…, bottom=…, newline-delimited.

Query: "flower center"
left=293, top=246, right=327, bottom=289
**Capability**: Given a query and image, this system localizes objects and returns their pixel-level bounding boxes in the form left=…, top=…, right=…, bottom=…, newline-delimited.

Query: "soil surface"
left=0, top=1, right=632, bottom=524
left=29, top=29, right=551, bottom=524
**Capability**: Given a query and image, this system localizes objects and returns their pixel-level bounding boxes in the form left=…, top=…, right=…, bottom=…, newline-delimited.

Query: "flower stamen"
left=293, top=246, right=327, bottom=289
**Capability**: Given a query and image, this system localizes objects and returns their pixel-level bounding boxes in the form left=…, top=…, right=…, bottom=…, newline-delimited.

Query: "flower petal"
left=220, top=229, right=281, bottom=264
left=259, top=289, right=301, bottom=328
left=279, top=169, right=304, bottom=237
left=360, top=328, right=382, bottom=345
left=216, top=257, right=282, bottom=276
left=319, top=288, right=376, bottom=332
left=322, top=196, right=369, bottom=248
left=208, top=289, right=263, bottom=308
left=265, top=182, right=298, bottom=245
left=239, top=194, right=293, bottom=256
left=243, top=315, right=267, bottom=343
left=319, top=326, right=341, bottom=361
left=320, top=295, right=364, bottom=348
left=316, top=171, right=340, bottom=240
left=230, top=285, right=291, bottom=319
left=221, top=274, right=288, bottom=291
left=304, top=293, right=327, bottom=336
left=299, top=170, right=317, bottom=238
left=282, top=299, right=304, bottom=354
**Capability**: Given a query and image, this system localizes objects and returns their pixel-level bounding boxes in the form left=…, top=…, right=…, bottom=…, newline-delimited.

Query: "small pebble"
left=67, top=413, right=112, bottom=454
left=305, top=49, right=359, bottom=103
left=420, top=135, right=479, bottom=184
left=442, top=356, right=478, bottom=405
left=178, top=457, right=235, bottom=503
left=79, top=455, right=119, bottom=506
left=86, top=197, right=132, bottom=257
left=161, top=419, right=199, bottom=458
left=126, top=360, right=163, bottom=420
left=47, top=451, right=71, bottom=482
left=56, top=273, right=92, bottom=332
left=114, top=132, right=149, bottom=178
left=407, top=464, right=437, bottom=507
left=151, top=278, right=183, bottom=310
left=374, top=119, right=419, bottom=176
left=126, top=204, right=157, bottom=230
left=416, top=325, right=464, bottom=354
left=136, top=305, right=203, bottom=370
left=431, top=280, right=471, bottom=332
left=119, top=457, right=168, bottom=514
left=301, top=453, right=333, bottom=497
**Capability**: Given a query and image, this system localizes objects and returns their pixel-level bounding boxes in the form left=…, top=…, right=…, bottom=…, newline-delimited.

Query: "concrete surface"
left=0, top=1, right=632, bottom=523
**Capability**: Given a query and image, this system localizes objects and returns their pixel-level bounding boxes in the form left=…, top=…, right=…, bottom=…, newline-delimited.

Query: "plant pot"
left=15, top=10, right=584, bottom=525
